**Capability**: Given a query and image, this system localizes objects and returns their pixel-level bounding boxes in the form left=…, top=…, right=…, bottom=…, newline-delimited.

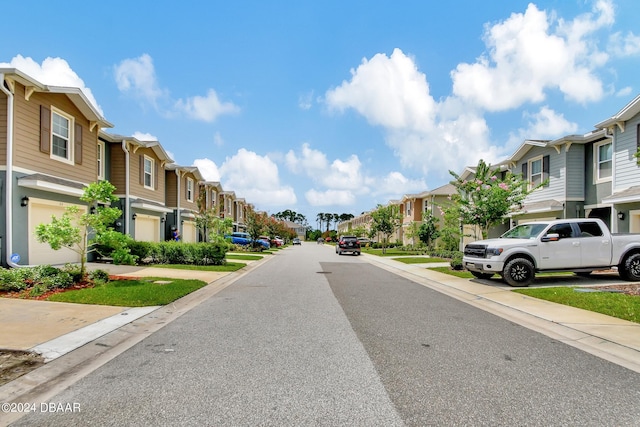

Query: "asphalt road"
left=12, top=244, right=640, bottom=426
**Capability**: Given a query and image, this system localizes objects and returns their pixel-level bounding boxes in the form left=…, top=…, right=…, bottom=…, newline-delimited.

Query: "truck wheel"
left=502, top=258, right=535, bottom=287
left=470, top=271, right=494, bottom=280
left=619, top=253, right=640, bottom=281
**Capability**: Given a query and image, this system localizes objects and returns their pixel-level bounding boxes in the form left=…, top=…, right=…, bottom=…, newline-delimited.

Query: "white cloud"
left=285, top=142, right=328, bottom=175
left=616, top=86, right=633, bottom=97
left=451, top=2, right=614, bottom=109
left=608, top=31, right=640, bottom=57
left=213, top=132, right=224, bottom=147
left=132, top=131, right=158, bottom=141
left=371, top=172, right=426, bottom=198
left=219, top=149, right=296, bottom=206
left=193, top=158, right=221, bottom=182
left=0, top=55, right=104, bottom=116
left=305, top=189, right=355, bottom=206
left=298, top=90, right=315, bottom=110
left=114, top=54, right=166, bottom=107
left=114, top=54, right=238, bottom=122
left=174, top=89, right=240, bottom=122
left=524, top=106, right=579, bottom=138
left=326, top=48, right=436, bottom=131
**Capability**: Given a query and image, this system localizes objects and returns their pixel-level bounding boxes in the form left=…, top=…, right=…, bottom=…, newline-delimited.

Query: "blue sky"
left=2, top=0, right=639, bottom=225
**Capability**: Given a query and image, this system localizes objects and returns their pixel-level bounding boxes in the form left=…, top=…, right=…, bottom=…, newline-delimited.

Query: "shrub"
left=0, top=268, right=31, bottom=292
left=89, top=269, right=110, bottom=284
left=128, top=241, right=152, bottom=262
left=111, top=248, right=138, bottom=265
left=61, top=264, right=84, bottom=283
left=450, top=252, right=464, bottom=270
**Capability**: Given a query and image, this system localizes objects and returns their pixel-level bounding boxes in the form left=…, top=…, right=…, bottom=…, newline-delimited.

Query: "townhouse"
left=1, top=68, right=254, bottom=267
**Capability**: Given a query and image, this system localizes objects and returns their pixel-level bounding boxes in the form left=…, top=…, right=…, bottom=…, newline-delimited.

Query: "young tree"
left=195, top=210, right=233, bottom=243
left=245, top=209, right=268, bottom=248
left=35, top=181, right=122, bottom=279
left=417, top=212, right=440, bottom=249
left=437, top=202, right=463, bottom=252
left=369, top=204, right=402, bottom=254
left=449, top=159, right=537, bottom=239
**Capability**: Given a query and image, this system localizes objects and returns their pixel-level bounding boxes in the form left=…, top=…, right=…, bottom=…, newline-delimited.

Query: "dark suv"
left=336, top=235, right=361, bottom=255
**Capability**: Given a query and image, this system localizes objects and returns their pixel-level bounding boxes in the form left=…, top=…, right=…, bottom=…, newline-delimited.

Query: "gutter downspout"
left=1, top=74, right=21, bottom=268
left=175, top=169, right=181, bottom=235
left=121, top=140, right=130, bottom=235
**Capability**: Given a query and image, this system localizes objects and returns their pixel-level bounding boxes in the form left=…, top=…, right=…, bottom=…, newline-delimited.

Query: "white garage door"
left=29, top=199, right=83, bottom=265
left=182, top=221, right=197, bottom=243
left=134, top=214, right=160, bottom=242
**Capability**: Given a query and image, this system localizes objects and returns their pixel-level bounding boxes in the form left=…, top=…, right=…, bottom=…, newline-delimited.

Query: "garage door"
left=182, top=221, right=197, bottom=243
left=29, top=199, right=83, bottom=265
left=134, top=214, right=160, bottom=242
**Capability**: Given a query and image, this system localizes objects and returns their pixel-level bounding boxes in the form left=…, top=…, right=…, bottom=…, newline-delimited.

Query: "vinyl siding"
left=12, top=85, right=97, bottom=183
left=565, top=144, right=585, bottom=199
left=519, top=146, right=566, bottom=203
left=165, top=172, right=178, bottom=206
left=182, top=173, right=199, bottom=210
left=614, top=114, right=640, bottom=190
left=108, top=144, right=126, bottom=192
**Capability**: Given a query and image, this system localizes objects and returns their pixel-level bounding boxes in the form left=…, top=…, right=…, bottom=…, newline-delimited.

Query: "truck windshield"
left=501, top=223, right=548, bottom=239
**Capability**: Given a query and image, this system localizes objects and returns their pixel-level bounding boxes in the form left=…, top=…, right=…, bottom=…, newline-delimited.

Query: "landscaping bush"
left=147, top=241, right=228, bottom=265
left=0, top=268, right=32, bottom=292
left=89, top=269, right=110, bottom=284
left=128, top=241, right=152, bottom=262
left=450, top=252, right=464, bottom=270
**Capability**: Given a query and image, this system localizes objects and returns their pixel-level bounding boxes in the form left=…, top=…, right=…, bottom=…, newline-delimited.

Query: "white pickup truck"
left=462, top=218, right=640, bottom=287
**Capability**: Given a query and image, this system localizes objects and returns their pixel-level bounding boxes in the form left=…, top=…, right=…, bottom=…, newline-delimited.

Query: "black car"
left=336, top=235, right=361, bottom=255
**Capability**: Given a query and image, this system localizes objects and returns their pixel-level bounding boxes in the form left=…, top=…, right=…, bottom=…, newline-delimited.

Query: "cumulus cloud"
left=114, top=54, right=166, bottom=107
left=132, top=131, right=158, bottom=141
left=193, top=158, right=222, bottom=182
left=0, top=55, right=104, bottom=116
left=451, top=1, right=615, bottom=109
left=305, top=189, right=355, bottom=206
left=325, top=51, right=498, bottom=176
left=114, top=54, right=239, bottom=122
left=174, top=89, right=240, bottom=122
left=219, top=149, right=296, bottom=206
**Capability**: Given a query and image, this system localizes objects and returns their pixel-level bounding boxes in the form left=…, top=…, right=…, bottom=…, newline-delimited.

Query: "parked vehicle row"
left=226, top=232, right=270, bottom=249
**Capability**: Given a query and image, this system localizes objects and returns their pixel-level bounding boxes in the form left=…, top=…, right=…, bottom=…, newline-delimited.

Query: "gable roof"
left=595, top=93, right=640, bottom=131
left=1, top=68, right=113, bottom=130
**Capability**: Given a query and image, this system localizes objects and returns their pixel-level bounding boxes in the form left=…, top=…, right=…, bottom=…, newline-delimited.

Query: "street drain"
left=316, top=271, right=332, bottom=274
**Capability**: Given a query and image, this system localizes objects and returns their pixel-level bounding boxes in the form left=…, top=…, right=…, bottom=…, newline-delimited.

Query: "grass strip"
left=391, top=257, right=448, bottom=264
left=514, top=287, right=640, bottom=324
left=47, top=278, right=208, bottom=306
left=149, top=263, right=246, bottom=272
left=226, top=254, right=264, bottom=261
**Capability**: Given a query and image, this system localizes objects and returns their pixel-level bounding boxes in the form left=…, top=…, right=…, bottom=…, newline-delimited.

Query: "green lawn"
left=149, top=263, right=246, bottom=272
left=362, top=248, right=433, bottom=257
left=47, top=277, right=208, bottom=306
left=514, top=287, right=640, bottom=324
left=391, top=257, right=449, bottom=264
left=226, top=253, right=264, bottom=261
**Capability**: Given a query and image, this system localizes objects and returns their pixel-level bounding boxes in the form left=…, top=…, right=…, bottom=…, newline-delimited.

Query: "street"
left=11, top=243, right=640, bottom=426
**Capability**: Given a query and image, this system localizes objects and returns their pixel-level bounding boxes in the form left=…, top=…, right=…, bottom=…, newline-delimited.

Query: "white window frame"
left=50, top=108, right=74, bottom=165
left=406, top=200, right=412, bottom=217
left=528, top=156, right=543, bottom=190
left=97, top=141, right=105, bottom=180
left=186, top=178, right=194, bottom=202
left=594, top=140, right=612, bottom=183
left=143, top=155, right=154, bottom=189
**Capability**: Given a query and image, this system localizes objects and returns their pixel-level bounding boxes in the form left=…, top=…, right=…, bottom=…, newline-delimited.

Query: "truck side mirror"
left=541, top=233, right=560, bottom=242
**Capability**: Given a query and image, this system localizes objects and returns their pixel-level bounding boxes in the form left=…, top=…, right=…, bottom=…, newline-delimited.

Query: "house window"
left=51, top=109, right=73, bottom=164
left=529, top=156, right=543, bottom=189
left=187, top=178, right=194, bottom=202
left=595, top=141, right=612, bottom=182
left=144, top=156, right=154, bottom=189
left=406, top=201, right=412, bottom=217
left=97, top=141, right=105, bottom=180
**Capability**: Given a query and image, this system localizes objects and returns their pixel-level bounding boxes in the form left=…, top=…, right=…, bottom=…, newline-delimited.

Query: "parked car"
left=226, top=232, right=270, bottom=249
left=336, top=235, right=361, bottom=255
left=273, top=236, right=285, bottom=246
left=463, top=218, right=640, bottom=287
left=292, top=238, right=301, bottom=245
